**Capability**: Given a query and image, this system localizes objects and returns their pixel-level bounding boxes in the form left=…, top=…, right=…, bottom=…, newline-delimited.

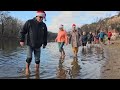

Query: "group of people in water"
left=19, top=11, right=113, bottom=76
left=55, top=24, right=113, bottom=59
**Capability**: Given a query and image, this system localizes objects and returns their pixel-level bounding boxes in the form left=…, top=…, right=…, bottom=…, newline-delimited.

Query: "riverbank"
left=101, top=39, right=120, bottom=79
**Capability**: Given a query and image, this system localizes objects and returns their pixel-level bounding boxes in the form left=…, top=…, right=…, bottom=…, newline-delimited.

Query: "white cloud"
left=48, top=11, right=80, bottom=33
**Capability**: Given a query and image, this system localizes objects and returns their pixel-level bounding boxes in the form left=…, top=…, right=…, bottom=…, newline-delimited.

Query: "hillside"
left=80, top=12, right=120, bottom=34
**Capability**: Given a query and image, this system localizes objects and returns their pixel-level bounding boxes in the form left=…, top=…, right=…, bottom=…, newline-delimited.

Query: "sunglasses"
left=37, top=16, right=43, bottom=19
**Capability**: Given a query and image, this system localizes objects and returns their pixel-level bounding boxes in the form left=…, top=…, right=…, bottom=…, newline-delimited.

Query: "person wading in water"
left=69, top=24, right=81, bottom=57
left=19, top=11, right=48, bottom=76
left=55, top=24, right=68, bottom=59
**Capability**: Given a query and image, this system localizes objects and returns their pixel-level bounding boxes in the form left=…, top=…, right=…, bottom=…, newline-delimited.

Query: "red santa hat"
left=36, top=11, right=46, bottom=21
left=72, top=24, right=76, bottom=27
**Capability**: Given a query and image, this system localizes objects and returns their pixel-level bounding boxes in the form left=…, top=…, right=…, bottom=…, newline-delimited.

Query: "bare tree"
left=0, top=11, right=9, bottom=36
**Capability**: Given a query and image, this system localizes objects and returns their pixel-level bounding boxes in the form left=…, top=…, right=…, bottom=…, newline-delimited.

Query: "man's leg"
left=100, top=38, right=104, bottom=50
left=89, top=41, right=92, bottom=47
left=26, top=46, right=33, bottom=76
left=61, top=42, right=65, bottom=58
left=82, top=43, right=84, bottom=49
left=75, top=47, right=78, bottom=57
left=72, top=47, right=75, bottom=57
left=84, top=43, right=87, bottom=50
left=59, top=42, right=65, bottom=58
left=58, top=42, right=62, bottom=58
left=34, top=48, right=41, bottom=72
left=74, top=47, right=77, bottom=57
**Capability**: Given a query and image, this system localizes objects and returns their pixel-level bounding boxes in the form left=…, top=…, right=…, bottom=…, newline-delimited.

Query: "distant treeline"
left=47, top=32, right=57, bottom=42
left=0, top=11, right=57, bottom=42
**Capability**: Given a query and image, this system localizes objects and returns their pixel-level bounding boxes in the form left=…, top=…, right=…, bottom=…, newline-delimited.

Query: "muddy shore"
left=101, top=39, right=120, bottom=79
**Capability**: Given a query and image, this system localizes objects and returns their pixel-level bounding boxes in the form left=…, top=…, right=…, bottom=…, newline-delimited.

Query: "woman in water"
left=55, top=24, right=68, bottom=59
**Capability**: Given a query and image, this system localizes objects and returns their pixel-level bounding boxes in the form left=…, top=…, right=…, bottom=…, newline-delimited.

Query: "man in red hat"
left=69, top=24, right=81, bottom=57
left=19, top=11, right=48, bottom=76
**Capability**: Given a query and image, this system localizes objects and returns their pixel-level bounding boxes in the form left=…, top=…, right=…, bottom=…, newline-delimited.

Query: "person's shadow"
left=71, top=57, right=80, bottom=78
left=56, top=58, right=67, bottom=79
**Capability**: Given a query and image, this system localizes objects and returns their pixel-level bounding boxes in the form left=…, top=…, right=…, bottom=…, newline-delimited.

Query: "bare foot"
left=25, top=63, right=30, bottom=76
left=35, top=70, right=40, bottom=79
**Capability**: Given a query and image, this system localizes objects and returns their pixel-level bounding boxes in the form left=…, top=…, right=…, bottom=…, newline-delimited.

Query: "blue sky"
left=10, top=11, right=118, bottom=33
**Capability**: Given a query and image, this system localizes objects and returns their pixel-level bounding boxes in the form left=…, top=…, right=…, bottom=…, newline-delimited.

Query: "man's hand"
left=20, top=42, right=24, bottom=47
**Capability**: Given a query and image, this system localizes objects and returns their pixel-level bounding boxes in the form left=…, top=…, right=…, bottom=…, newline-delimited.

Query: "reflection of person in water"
left=81, top=47, right=87, bottom=56
left=87, top=46, right=93, bottom=55
left=26, top=75, right=30, bottom=79
left=57, top=59, right=67, bottom=79
left=95, top=47, right=101, bottom=58
left=25, top=71, right=40, bottom=79
left=71, top=57, right=80, bottom=78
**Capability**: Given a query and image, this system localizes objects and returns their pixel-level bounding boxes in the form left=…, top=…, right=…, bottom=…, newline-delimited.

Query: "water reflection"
left=26, top=74, right=30, bottom=79
left=0, top=39, right=106, bottom=79
left=25, top=69, right=40, bottom=79
left=71, top=57, right=80, bottom=78
left=81, top=48, right=87, bottom=56
left=56, top=57, right=81, bottom=79
left=87, top=47, right=93, bottom=55
left=57, top=58, right=67, bottom=79
left=0, top=39, right=19, bottom=52
left=35, top=71, right=40, bottom=79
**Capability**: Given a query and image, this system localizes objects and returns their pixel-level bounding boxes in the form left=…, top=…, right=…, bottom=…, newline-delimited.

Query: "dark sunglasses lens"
left=39, top=16, right=43, bottom=18
left=37, top=16, right=43, bottom=18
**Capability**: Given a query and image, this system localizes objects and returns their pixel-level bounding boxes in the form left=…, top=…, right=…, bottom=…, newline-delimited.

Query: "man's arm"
left=69, top=31, right=72, bottom=44
left=19, top=20, right=29, bottom=46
